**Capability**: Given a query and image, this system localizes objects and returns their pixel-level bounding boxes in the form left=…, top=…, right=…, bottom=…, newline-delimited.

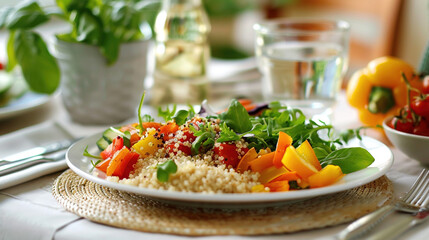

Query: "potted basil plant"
left=0, top=0, right=158, bottom=124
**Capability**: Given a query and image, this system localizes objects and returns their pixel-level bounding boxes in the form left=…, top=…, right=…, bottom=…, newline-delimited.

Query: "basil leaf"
left=320, top=147, right=375, bottom=174
left=56, top=0, right=90, bottom=13
left=0, top=7, right=13, bottom=29
left=157, top=160, right=177, bottom=182
left=5, top=1, right=49, bottom=29
left=74, top=11, right=103, bottom=45
left=313, top=147, right=330, bottom=160
left=172, top=110, right=189, bottom=126
left=100, top=31, right=120, bottom=64
left=219, top=99, right=252, bottom=133
left=14, top=30, right=60, bottom=94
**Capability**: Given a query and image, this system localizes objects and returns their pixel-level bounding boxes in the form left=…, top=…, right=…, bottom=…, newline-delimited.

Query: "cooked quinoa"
left=105, top=120, right=262, bottom=193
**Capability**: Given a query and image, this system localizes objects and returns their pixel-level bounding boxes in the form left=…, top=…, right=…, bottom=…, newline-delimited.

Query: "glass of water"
left=253, top=18, right=350, bottom=122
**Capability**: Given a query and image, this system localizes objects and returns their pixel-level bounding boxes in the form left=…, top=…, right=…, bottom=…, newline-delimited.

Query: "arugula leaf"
left=156, top=159, right=177, bottom=182
left=217, top=122, right=240, bottom=142
left=141, top=114, right=154, bottom=122
left=190, top=122, right=216, bottom=155
left=83, top=146, right=102, bottom=159
left=158, top=105, right=177, bottom=122
left=14, top=30, right=60, bottom=94
left=172, top=109, right=189, bottom=126
left=219, top=99, right=252, bottom=133
left=319, top=147, right=375, bottom=174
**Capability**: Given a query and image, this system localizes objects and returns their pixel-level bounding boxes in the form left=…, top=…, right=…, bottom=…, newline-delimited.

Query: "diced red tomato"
left=122, top=153, right=140, bottom=179
left=100, top=136, right=124, bottom=160
left=214, top=143, right=248, bottom=168
left=167, top=143, right=192, bottom=155
left=159, top=122, right=179, bottom=141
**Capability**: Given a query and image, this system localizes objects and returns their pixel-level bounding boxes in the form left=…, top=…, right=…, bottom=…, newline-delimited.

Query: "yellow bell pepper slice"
left=131, top=129, right=163, bottom=157
left=281, top=146, right=318, bottom=179
left=308, top=165, right=344, bottom=188
left=258, top=166, right=290, bottom=184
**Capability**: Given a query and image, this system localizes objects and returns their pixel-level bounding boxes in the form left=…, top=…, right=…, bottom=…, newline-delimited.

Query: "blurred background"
left=1, top=0, right=428, bottom=82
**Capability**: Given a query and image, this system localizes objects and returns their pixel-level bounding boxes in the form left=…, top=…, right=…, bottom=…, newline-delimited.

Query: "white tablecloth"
left=0, top=92, right=428, bottom=240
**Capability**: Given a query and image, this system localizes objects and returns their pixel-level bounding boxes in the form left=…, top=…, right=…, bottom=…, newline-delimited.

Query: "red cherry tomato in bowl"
left=410, top=95, right=429, bottom=119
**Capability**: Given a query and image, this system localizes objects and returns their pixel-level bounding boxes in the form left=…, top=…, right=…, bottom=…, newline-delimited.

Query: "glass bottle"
left=150, top=0, right=211, bottom=106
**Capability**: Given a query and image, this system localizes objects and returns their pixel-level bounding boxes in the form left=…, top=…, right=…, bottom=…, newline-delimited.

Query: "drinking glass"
left=254, top=18, right=350, bottom=122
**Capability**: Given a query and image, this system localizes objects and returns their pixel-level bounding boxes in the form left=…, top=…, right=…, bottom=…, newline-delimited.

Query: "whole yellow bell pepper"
left=346, top=56, right=422, bottom=126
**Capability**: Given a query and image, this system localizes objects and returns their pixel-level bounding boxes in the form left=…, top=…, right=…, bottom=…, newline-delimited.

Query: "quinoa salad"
left=86, top=99, right=375, bottom=194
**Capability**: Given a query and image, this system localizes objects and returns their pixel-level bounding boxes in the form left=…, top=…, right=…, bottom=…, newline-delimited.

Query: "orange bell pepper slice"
left=236, top=147, right=258, bottom=173
left=271, top=171, right=299, bottom=182
left=113, top=152, right=140, bottom=178
left=258, top=166, right=289, bottom=184
left=106, top=147, right=130, bottom=176
left=249, top=152, right=275, bottom=173
left=273, top=132, right=293, bottom=168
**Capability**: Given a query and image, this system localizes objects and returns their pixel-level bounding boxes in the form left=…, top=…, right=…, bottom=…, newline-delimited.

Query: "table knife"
left=0, top=139, right=76, bottom=166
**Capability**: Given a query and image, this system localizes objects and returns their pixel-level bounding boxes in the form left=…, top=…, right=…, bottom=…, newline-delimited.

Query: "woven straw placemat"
left=52, top=169, right=393, bottom=236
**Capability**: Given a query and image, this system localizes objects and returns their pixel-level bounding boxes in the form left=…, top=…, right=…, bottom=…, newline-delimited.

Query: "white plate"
left=0, top=92, right=53, bottom=120
left=66, top=134, right=393, bottom=207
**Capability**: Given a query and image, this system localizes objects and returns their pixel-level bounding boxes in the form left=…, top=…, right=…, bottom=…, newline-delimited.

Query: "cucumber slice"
left=102, top=127, right=120, bottom=143
left=96, top=138, right=110, bottom=151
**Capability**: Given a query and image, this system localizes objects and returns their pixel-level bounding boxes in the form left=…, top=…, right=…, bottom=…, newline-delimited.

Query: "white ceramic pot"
left=54, top=39, right=150, bottom=125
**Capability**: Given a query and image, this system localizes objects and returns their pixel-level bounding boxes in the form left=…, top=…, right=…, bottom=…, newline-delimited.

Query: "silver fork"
left=337, top=169, right=429, bottom=240
left=0, top=151, right=66, bottom=176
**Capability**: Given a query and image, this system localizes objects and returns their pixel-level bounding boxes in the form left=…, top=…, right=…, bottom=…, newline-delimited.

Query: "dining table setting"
left=1, top=1, right=429, bottom=240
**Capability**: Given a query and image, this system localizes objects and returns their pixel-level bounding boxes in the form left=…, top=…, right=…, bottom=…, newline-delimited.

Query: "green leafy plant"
left=0, top=0, right=159, bottom=94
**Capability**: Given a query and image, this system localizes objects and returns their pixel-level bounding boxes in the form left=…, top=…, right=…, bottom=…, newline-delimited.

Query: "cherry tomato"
left=100, top=136, right=125, bottom=160
left=389, top=117, right=413, bottom=133
left=410, top=95, right=429, bottom=118
left=0, top=62, right=3, bottom=70
left=423, top=75, right=429, bottom=94
left=413, top=120, right=429, bottom=136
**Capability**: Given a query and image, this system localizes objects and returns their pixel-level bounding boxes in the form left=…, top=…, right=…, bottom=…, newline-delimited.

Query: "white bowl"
left=383, top=117, right=429, bottom=166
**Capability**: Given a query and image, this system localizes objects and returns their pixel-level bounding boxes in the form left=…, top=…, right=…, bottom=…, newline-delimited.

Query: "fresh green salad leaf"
left=158, top=105, right=177, bottom=122
left=157, top=159, right=177, bottom=182
left=14, top=30, right=60, bottom=94
left=5, top=1, right=49, bottom=29
left=217, top=122, right=240, bottom=142
left=320, top=147, right=375, bottom=174
left=190, top=122, right=216, bottom=155
left=172, top=109, right=189, bottom=126
left=219, top=99, right=252, bottom=133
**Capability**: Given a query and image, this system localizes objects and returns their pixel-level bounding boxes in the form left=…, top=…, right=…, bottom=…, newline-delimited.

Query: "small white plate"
left=0, top=92, right=53, bottom=120
left=66, top=134, right=393, bottom=207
